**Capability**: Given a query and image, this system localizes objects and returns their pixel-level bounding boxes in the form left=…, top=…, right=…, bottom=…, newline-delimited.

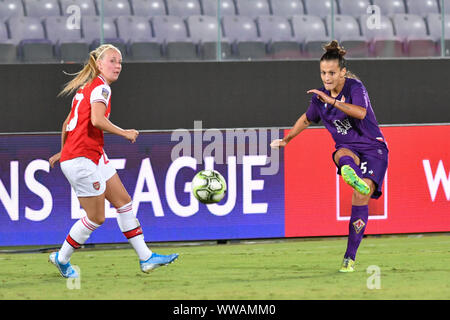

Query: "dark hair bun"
left=323, top=40, right=347, bottom=57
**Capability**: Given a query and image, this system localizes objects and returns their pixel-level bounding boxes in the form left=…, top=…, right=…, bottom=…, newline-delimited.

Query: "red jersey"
left=60, top=75, right=112, bottom=165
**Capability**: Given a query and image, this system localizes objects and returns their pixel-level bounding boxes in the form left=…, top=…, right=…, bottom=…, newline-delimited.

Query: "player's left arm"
left=91, top=102, right=139, bottom=143
left=307, top=89, right=367, bottom=120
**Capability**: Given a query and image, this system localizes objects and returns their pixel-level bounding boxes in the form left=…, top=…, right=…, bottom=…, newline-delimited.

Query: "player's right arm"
left=270, top=112, right=311, bottom=148
left=49, top=111, right=71, bottom=168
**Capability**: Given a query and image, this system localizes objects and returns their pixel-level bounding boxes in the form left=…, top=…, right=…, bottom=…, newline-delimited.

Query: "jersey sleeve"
left=90, top=84, right=111, bottom=106
left=305, top=95, right=321, bottom=123
left=350, top=82, right=369, bottom=109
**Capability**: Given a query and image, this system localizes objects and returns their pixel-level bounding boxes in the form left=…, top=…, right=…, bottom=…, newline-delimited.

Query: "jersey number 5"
left=66, top=93, right=84, bottom=132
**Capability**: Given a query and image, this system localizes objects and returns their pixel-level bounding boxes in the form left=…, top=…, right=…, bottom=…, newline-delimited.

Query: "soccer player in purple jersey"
left=271, top=41, right=388, bottom=272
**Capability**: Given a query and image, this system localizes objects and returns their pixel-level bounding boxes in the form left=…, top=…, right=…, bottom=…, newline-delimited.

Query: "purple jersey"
left=306, top=77, right=387, bottom=151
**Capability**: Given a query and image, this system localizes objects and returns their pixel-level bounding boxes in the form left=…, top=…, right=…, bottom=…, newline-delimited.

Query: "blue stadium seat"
left=359, top=14, right=403, bottom=57
left=0, top=0, right=25, bottom=19
left=187, top=15, right=231, bottom=59
left=81, top=15, right=126, bottom=53
left=326, top=14, right=370, bottom=57
left=372, top=0, right=406, bottom=16
left=201, top=0, right=236, bottom=16
left=24, top=0, right=61, bottom=17
left=165, top=0, right=201, bottom=17
left=45, top=16, right=88, bottom=62
left=269, top=0, right=304, bottom=17
left=94, top=0, right=131, bottom=17
left=0, top=18, right=17, bottom=63
left=116, top=15, right=162, bottom=61
left=426, top=13, right=450, bottom=41
left=392, top=13, right=437, bottom=56
left=235, top=0, right=270, bottom=18
left=8, top=16, right=56, bottom=62
left=339, top=0, right=371, bottom=17
left=222, top=15, right=266, bottom=60
left=257, top=15, right=301, bottom=59
left=60, top=0, right=97, bottom=16
left=304, top=0, right=339, bottom=18
left=291, top=14, right=328, bottom=58
left=444, top=0, right=450, bottom=14
left=405, top=0, right=439, bottom=17
left=152, top=15, right=199, bottom=60
left=426, top=13, right=450, bottom=55
left=130, top=0, right=166, bottom=17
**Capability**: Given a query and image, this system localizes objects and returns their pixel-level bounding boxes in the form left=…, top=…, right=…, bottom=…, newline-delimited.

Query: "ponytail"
left=58, top=44, right=121, bottom=97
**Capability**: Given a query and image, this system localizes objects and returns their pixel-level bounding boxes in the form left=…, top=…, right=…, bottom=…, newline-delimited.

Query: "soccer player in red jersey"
left=271, top=41, right=388, bottom=272
left=48, top=44, right=178, bottom=278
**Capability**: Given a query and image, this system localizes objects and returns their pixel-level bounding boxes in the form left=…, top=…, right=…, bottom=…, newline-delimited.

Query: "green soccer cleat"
left=341, top=165, right=370, bottom=196
left=339, top=258, right=355, bottom=273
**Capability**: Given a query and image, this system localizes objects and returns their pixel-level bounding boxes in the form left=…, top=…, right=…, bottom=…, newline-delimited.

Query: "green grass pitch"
left=0, top=234, right=449, bottom=300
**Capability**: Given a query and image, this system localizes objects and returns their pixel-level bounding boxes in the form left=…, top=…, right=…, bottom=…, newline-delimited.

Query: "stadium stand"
left=187, top=14, right=231, bottom=59
left=8, top=16, right=56, bottom=62
left=405, top=0, right=439, bottom=18
left=0, top=18, right=17, bottom=63
left=60, top=0, right=97, bottom=16
left=0, top=0, right=448, bottom=62
left=269, top=0, right=304, bottom=17
left=152, top=15, right=198, bottom=60
left=24, top=0, right=61, bottom=17
left=359, top=13, right=403, bottom=57
left=45, top=15, right=88, bottom=62
left=202, top=0, right=236, bottom=16
left=291, top=14, right=328, bottom=58
left=303, top=0, right=339, bottom=18
left=0, top=0, right=25, bottom=19
left=339, top=0, right=370, bottom=17
left=326, top=14, right=370, bottom=57
left=427, top=13, right=450, bottom=55
left=166, top=0, right=201, bottom=17
left=222, top=15, right=265, bottom=59
left=131, top=0, right=166, bottom=16
left=257, top=15, right=302, bottom=58
left=235, top=0, right=270, bottom=18
left=392, top=13, right=437, bottom=56
left=116, top=15, right=162, bottom=61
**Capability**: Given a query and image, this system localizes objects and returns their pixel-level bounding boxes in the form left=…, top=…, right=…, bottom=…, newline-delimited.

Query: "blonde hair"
left=58, top=44, right=121, bottom=97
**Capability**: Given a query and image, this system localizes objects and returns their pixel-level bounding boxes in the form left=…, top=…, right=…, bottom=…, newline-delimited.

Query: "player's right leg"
left=49, top=194, right=105, bottom=278
left=50, top=157, right=106, bottom=278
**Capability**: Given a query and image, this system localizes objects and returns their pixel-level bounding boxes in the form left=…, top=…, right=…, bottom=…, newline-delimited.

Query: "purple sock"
left=339, top=155, right=362, bottom=177
left=344, top=205, right=369, bottom=260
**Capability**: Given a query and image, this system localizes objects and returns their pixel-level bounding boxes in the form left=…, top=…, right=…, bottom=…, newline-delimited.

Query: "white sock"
left=116, top=202, right=152, bottom=261
left=58, top=216, right=100, bottom=264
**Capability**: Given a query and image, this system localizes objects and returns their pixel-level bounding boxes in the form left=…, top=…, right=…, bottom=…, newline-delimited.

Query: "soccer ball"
left=191, top=170, right=227, bottom=204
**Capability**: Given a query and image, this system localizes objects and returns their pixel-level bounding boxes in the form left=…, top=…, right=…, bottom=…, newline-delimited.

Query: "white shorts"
left=98, top=152, right=117, bottom=182
left=61, top=152, right=117, bottom=197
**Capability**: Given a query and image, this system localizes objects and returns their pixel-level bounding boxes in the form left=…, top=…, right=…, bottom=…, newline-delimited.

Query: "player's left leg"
left=340, top=178, right=375, bottom=273
left=105, top=173, right=179, bottom=272
left=334, top=148, right=370, bottom=196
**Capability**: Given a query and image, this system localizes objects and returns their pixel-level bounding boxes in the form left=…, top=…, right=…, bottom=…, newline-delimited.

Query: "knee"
left=91, top=215, right=105, bottom=226
left=115, top=196, right=132, bottom=210
left=334, top=148, right=358, bottom=165
left=352, top=190, right=371, bottom=205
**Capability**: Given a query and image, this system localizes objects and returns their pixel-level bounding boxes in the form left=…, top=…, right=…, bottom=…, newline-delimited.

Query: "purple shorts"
left=332, top=145, right=389, bottom=199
